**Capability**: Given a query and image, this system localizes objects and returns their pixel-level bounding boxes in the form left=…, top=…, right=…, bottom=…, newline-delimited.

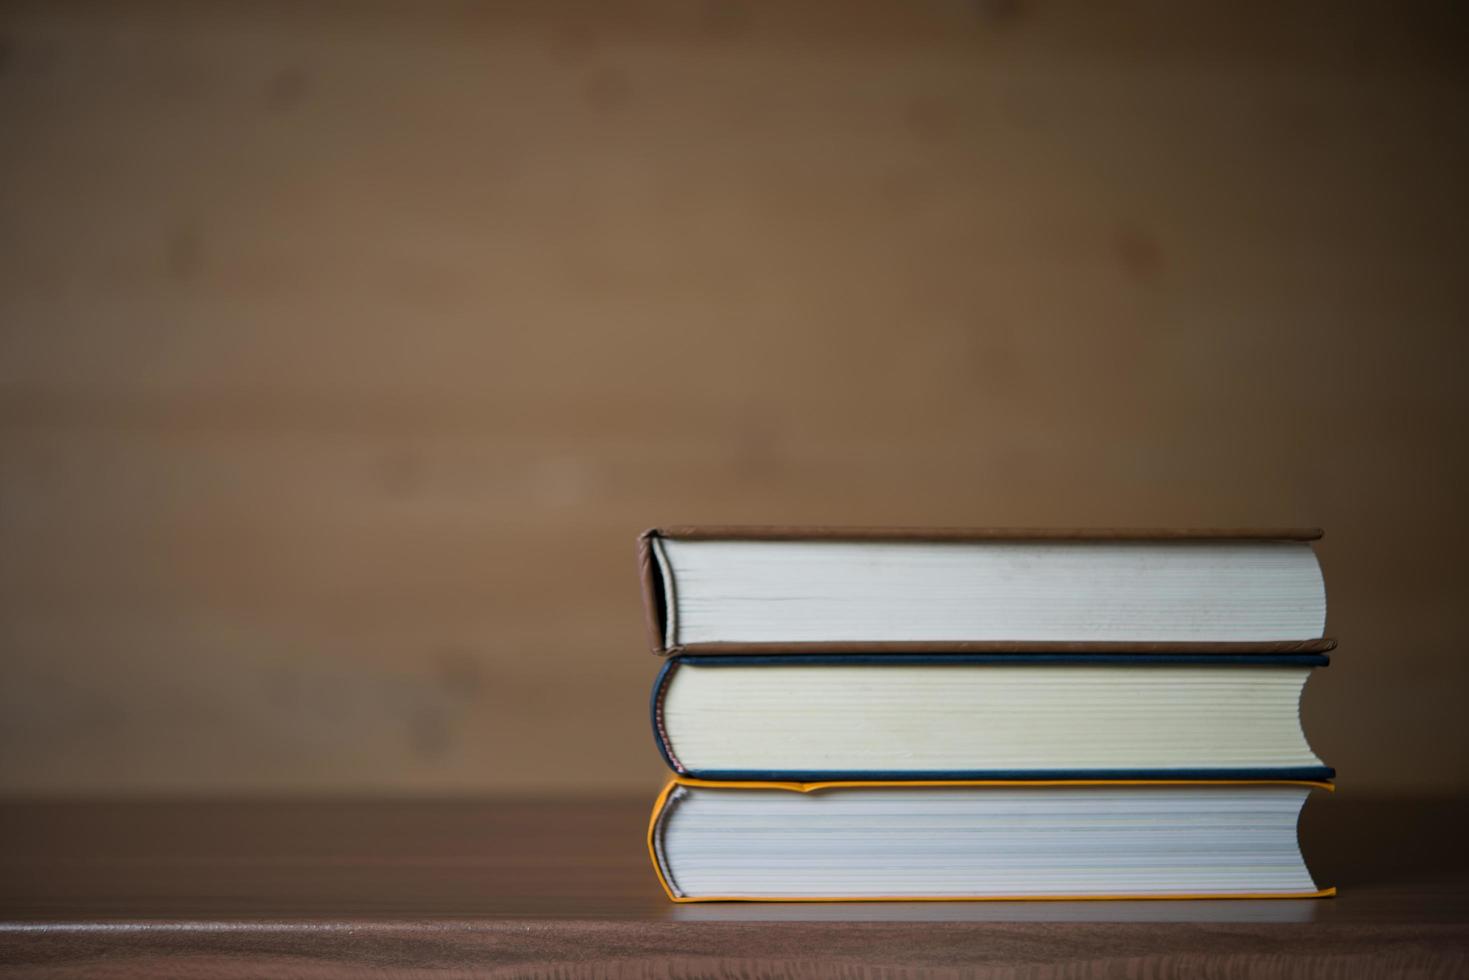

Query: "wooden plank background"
left=1, top=0, right=1466, bottom=795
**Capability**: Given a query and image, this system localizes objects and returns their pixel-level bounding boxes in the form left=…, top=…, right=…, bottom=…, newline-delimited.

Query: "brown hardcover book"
left=638, top=526, right=1334, bottom=656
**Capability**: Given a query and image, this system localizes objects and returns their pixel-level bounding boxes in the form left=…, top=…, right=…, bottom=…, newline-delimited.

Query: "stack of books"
left=639, top=526, right=1335, bottom=902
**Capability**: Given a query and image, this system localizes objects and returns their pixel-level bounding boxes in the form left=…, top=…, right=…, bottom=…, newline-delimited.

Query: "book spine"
left=649, top=657, right=684, bottom=774
left=638, top=529, right=674, bottom=655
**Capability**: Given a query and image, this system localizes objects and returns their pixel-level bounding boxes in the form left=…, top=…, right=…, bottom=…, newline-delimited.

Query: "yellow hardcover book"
left=648, top=777, right=1336, bottom=903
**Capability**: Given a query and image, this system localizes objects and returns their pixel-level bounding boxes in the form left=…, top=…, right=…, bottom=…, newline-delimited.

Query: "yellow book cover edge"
left=646, top=777, right=1337, bottom=903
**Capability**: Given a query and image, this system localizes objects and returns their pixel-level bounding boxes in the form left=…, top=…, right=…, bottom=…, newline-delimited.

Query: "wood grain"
left=1, top=795, right=1467, bottom=977
left=1, top=0, right=1468, bottom=795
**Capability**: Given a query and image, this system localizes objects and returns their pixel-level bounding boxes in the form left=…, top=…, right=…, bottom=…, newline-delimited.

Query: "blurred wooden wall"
left=2, top=0, right=1467, bottom=795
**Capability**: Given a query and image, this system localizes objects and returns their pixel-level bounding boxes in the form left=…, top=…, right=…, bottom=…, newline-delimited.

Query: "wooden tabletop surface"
left=2, top=794, right=1466, bottom=977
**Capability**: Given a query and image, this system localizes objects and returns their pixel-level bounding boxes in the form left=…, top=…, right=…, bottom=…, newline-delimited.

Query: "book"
left=648, top=778, right=1333, bottom=902
left=652, top=653, right=1332, bottom=781
left=639, top=527, right=1331, bottom=654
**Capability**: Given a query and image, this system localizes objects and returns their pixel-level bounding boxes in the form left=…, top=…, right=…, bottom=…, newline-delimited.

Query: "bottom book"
left=648, top=778, right=1334, bottom=902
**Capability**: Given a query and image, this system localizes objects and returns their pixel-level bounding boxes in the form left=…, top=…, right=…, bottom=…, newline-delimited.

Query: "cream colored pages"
left=661, top=664, right=1324, bottom=773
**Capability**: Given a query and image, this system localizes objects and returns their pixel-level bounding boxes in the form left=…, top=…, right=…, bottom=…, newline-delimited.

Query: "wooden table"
left=2, top=795, right=1466, bottom=977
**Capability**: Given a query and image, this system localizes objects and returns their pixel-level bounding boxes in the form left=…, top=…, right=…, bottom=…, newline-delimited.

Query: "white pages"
left=655, top=783, right=1321, bottom=899
left=654, top=539, right=1326, bottom=645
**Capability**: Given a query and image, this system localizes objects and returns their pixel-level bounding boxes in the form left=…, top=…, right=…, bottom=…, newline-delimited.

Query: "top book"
left=639, top=527, right=1330, bottom=655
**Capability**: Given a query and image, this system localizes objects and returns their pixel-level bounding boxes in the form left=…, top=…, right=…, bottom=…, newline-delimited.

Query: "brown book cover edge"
left=638, top=528, right=671, bottom=654
left=637, top=527, right=1330, bottom=657
left=651, top=526, right=1324, bottom=542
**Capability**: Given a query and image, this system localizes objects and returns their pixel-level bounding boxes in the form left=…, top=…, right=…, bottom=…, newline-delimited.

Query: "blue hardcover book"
left=651, top=653, right=1333, bottom=782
